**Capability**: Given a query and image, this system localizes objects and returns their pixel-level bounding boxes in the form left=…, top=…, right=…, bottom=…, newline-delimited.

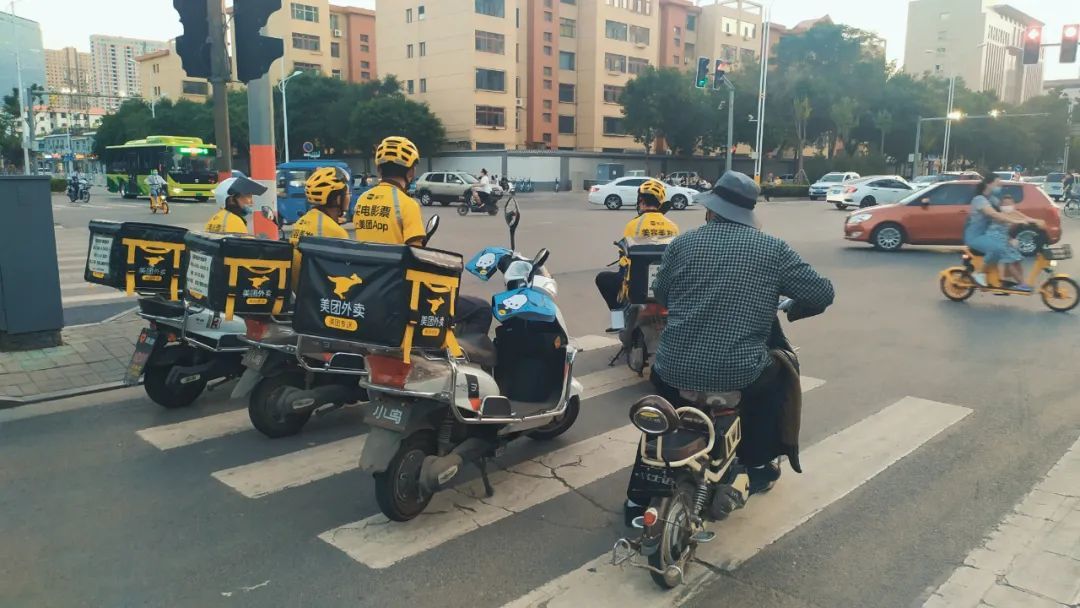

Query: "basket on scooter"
left=1043, top=245, right=1072, bottom=261
left=184, top=232, right=293, bottom=320
left=84, top=220, right=189, bottom=300
left=293, top=237, right=464, bottom=363
left=624, top=237, right=674, bottom=304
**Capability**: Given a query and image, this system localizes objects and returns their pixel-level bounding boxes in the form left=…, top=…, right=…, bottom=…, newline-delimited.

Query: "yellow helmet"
left=375, top=136, right=420, bottom=168
left=639, top=179, right=667, bottom=205
left=305, top=166, right=349, bottom=206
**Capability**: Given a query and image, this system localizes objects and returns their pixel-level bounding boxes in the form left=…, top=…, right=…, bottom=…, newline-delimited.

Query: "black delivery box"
left=184, top=232, right=293, bottom=319
left=294, top=237, right=463, bottom=356
left=85, top=220, right=189, bottom=300
left=625, top=236, right=673, bottom=304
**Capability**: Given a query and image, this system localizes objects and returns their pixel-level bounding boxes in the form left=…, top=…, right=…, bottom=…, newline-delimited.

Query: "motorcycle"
left=356, top=200, right=583, bottom=521
left=607, top=237, right=673, bottom=375
left=458, top=185, right=501, bottom=216
left=67, top=178, right=90, bottom=203
left=939, top=236, right=1078, bottom=312
left=611, top=299, right=811, bottom=589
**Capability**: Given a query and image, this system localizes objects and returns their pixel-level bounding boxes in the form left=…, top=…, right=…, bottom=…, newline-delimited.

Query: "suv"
left=809, top=172, right=859, bottom=200
left=415, top=171, right=481, bottom=206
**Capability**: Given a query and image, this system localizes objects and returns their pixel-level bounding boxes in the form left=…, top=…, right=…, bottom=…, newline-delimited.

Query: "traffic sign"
left=302, top=141, right=314, bottom=154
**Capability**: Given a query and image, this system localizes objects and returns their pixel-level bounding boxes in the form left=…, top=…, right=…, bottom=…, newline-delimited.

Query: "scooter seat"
left=459, top=334, right=498, bottom=367
left=138, top=297, right=185, bottom=318
left=646, top=428, right=709, bottom=462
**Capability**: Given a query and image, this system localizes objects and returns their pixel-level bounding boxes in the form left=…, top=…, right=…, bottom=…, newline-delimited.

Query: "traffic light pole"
left=723, top=80, right=734, bottom=174
left=207, top=0, right=232, bottom=181
left=247, top=66, right=276, bottom=210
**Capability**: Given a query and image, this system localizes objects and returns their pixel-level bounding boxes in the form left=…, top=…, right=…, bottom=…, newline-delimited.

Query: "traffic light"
left=713, top=60, right=729, bottom=90
left=695, top=57, right=709, bottom=89
left=173, top=0, right=212, bottom=79
left=234, top=0, right=284, bottom=84
left=1062, top=24, right=1079, bottom=64
left=1022, top=25, right=1042, bottom=65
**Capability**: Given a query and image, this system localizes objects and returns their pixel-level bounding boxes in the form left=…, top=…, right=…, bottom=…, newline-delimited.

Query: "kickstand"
left=608, top=345, right=627, bottom=367
left=478, top=458, right=495, bottom=497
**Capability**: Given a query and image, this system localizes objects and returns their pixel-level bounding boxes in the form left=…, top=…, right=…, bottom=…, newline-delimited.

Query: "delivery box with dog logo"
left=293, top=237, right=463, bottom=362
left=184, top=232, right=292, bottom=319
left=84, top=220, right=189, bottom=300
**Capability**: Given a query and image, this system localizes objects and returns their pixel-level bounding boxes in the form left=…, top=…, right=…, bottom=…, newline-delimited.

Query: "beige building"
left=135, top=44, right=211, bottom=105
left=903, top=0, right=1044, bottom=104
left=44, top=47, right=94, bottom=95
left=90, top=35, right=167, bottom=110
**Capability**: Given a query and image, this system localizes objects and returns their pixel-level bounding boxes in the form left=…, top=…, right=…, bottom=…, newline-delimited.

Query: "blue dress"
left=964, top=196, right=1015, bottom=264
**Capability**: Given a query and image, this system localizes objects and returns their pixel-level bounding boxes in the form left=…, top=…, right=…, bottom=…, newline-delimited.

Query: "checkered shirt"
left=652, top=220, right=834, bottom=392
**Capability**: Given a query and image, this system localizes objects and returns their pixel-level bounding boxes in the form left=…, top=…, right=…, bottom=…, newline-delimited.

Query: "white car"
left=1044, top=173, right=1066, bottom=201
left=809, top=171, right=860, bottom=200
left=831, top=175, right=915, bottom=209
left=588, top=177, right=698, bottom=211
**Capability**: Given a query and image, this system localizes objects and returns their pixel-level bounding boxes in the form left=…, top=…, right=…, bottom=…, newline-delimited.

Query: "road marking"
left=571, top=334, right=622, bottom=351
left=136, top=409, right=251, bottom=450
left=212, top=436, right=370, bottom=498
left=62, top=292, right=131, bottom=305
left=503, top=396, right=971, bottom=608
left=318, top=377, right=826, bottom=569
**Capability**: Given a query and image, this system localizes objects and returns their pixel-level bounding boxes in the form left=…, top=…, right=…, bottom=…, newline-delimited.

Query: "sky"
left=6, top=0, right=1080, bottom=80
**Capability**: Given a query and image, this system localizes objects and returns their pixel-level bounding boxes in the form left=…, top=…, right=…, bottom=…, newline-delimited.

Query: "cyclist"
left=205, top=175, right=267, bottom=234
left=147, top=168, right=168, bottom=213
left=290, top=167, right=350, bottom=289
left=595, top=178, right=680, bottom=332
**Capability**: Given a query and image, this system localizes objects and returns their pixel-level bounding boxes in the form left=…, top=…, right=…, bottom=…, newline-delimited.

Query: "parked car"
left=665, top=171, right=711, bottom=189
left=588, top=176, right=698, bottom=210
left=275, top=160, right=364, bottom=225
left=809, top=172, right=860, bottom=200
left=843, top=181, right=1061, bottom=255
left=414, top=171, right=482, bottom=206
left=829, top=175, right=915, bottom=209
left=911, top=175, right=938, bottom=191
left=1023, top=175, right=1046, bottom=185
left=1045, top=172, right=1066, bottom=201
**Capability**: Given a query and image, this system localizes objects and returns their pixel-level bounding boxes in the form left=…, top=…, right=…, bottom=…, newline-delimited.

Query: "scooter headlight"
left=629, top=396, right=681, bottom=436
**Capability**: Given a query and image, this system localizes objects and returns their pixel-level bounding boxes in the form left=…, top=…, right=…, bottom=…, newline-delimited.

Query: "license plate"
left=628, top=461, right=676, bottom=497
left=123, top=329, right=159, bottom=386
left=242, top=348, right=269, bottom=371
left=647, top=264, right=660, bottom=299
left=363, top=402, right=411, bottom=431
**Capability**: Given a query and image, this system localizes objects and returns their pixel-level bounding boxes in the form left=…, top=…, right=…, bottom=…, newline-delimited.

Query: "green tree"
left=93, top=99, right=155, bottom=156
left=872, top=109, right=893, bottom=155
left=349, top=92, right=446, bottom=163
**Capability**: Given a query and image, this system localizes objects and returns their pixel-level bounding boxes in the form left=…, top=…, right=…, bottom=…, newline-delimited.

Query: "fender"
left=359, top=427, right=404, bottom=474
left=938, top=266, right=968, bottom=280
left=358, top=399, right=447, bottom=472
left=147, top=341, right=190, bottom=367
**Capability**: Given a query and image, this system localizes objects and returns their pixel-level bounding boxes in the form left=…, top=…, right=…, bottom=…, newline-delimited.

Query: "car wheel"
left=834, top=202, right=847, bottom=210
left=871, top=223, right=905, bottom=251
left=860, top=196, right=876, bottom=208
left=671, top=194, right=688, bottom=211
left=604, top=195, right=623, bottom=210
left=809, top=195, right=818, bottom=201
left=1014, top=229, right=1039, bottom=257
left=418, top=190, right=434, bottom=206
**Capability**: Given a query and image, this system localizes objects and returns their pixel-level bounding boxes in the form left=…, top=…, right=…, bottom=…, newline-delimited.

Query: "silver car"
left=415, top=171, right=481, bottom=206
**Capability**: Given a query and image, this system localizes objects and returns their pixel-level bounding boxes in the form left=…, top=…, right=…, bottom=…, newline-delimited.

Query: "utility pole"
left=913, top=117, right=923, bottom=178
left=9, top=1, right=30, bottom=174
left=724, top=81, right=735, bottom=174
left=753, top=9, right=772, bottom=183
left=942, top=75, right=956, bottom=172
left=207, top=0, right=232, bottom=181
left=1065, top=98, right=1074, bottom=172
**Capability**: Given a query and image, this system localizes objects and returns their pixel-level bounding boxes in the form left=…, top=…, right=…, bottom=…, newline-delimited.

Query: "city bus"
left=103, top=135, right=218, bottom=201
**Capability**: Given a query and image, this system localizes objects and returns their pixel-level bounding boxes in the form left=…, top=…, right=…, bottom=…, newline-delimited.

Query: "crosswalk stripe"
left=318, top=377, right=826, bottom=569
left=136, top=409, right=251, bottom=451
left=63, top=292, right=131, bottom=305
left=502, top=396, right=972, bottom=608
left=571, top=334, right=622, bottom=351
left=212, top=436, right=369, bottom=498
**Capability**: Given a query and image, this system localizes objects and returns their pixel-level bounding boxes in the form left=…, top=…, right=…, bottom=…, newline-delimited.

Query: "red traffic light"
left=1022, top=26, right=1042, bottom=64
left=1027, top=27, right=1041, bottom=40
left=1062, top=24, right=1079, bottom=64
left=1064, top=25, right=1078, bottom=39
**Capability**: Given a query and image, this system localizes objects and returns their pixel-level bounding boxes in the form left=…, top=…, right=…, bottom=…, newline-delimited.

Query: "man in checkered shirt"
left=627, top=171, right=833, bottom=516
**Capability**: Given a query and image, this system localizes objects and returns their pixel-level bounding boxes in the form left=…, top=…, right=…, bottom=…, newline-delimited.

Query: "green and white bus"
left=103, top=135, right=218, bottom=201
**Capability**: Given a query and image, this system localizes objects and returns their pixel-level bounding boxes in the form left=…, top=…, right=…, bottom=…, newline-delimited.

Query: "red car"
left=844, top=181, right=1062, bottom=254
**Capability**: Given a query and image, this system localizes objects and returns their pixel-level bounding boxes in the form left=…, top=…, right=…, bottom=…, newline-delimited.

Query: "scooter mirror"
left=505, top=200, right=521, bottom=250
left=527, top=248, right=550, bottom=283
left=423, top=215, right=440, bottom=246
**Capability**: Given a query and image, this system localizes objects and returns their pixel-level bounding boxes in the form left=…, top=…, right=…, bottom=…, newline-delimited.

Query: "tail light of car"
left=366, top=354, right=412, bottom=389
left=844, top=186, right=857, bottom=194
left=590, top=186, right=600, bottom=193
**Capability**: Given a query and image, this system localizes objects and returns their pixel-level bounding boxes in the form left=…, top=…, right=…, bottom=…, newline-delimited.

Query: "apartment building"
left=32, top=105, right=105, bottom=137
left=135, top=44, right=211, bottom=105
left=44, top=47, right=94, bottom=95
left=90, top=35, right=167, bottom=110
left=904, top=0, right=1044, bottom=104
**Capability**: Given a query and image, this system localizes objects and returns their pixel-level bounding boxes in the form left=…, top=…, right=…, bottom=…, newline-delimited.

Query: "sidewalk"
left=0, top=310, right=142, bottom=406
left=924, top=435, right=1080, bottom=608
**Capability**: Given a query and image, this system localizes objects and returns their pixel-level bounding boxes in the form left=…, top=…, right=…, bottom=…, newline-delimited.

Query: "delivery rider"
left=290, top=167, right=351, bottom=289
left=205, top=175, right=267, bottom=234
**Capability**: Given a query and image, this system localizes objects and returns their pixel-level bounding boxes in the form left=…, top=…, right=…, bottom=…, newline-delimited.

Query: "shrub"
left=50, top=178, right=68, bottom=192
left=763, top=184, right=809, bottom=198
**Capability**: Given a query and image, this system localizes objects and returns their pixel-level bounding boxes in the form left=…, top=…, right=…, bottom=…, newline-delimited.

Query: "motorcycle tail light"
left=244, top=318, right=269, bottom=341
left=643, top=507, right=659, bottom=527
left=642, top=303, right=668, bottom=318
left=367, top=354, right=412, bottom=389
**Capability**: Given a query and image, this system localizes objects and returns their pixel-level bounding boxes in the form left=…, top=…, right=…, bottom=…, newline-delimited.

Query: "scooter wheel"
left=1041, top=276, right=1080, bottom=312
left=374, top=431, right=437, bottom=521
left=248, top=376, right=311, bottom=438
left=487, top=206, right=498, bottom=216
left=940, top=269, right=975, bottom=302
left=647, top=481, right=697, bottom=589
left=526, top=396, right=580, bottom=441
left=457, top=205, right=469, bottom=216
left=143, top=346, right=206, bottom=408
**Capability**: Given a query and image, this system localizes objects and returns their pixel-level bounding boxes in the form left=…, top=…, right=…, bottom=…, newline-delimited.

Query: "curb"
left=0, top=380, right=137, bottom=410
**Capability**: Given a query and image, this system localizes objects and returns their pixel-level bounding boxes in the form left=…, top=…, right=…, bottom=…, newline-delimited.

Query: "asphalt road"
left=7, top=192, right=1079, bottom=607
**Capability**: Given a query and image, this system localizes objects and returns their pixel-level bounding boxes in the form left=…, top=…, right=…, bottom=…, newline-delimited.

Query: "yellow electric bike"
left=939, top=239, right=1078, bottom=312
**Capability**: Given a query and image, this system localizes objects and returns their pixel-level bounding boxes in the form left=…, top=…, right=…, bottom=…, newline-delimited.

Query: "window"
left=294, top=61, right=321, bottom=72
left=361, top=71, right=371, bottom=79
left=292, top=33, right=321, bottom=51
left=407, top=79, right=414, bottom=93
left=560, top=17, right=576, bottom=38
left=559, top=83, right=575, bottom=102
left=630, top=25, right=650, bottom=45
left=330, top=14, right=340, bottom=30
left=360, top=34, right=369, bottom=42
left=542, top=133, right=552, bottom=143
left=543, top=45, right=553, bottom=56
left=544, top=32, right=553, bottom=42
left=477, top=142, right=508, bottom=150
left=683, top=43, right=695, bottom=62
left=605, top=53, right=627, bottom=72
left=476, top=105, right=506, bottom=127
left=420, top=42, right=427, bottom=56
left=627, top=57, right=649, bottom=74
left=426, top=173, right=445, bottom=183
left=331, top=69, right=342, bottom=79
left=476, top=31, right=506, bottom=54
left=418, top=5, right=426, bottom=19
left=545, top=11, right=553, bottom=22
left=543, top=79, right=553, bottom=90
left=182, top=80, right=208, bottom=95
left=740, top=22, right=756, bottom=39
left=739, top=48, right=754, bottom=65
left=686, top=14, right=697, bottom=31
left=603, top=85, right=623, bottom=103
left=152, top=63, right=160, bottom=74
left=291, top=3, right=319, bottom=22
left=406, top=8, right=413, bottom=22
left=476, top=0, right=505, bottom=18
left=559, top=51, right=576, bottom=70
left=722, top=44, right=736, bottom=61
left=543, top=112, right=552, bottom=123
left=331, top=42, right=341, bottom=57
left=361, top=60, right=370, bottom=68
left=558, top=114, right=575, bottom=133
left=475, top=68, right=506, bottom=91
left=420, top=78, right=427, bottom=92
left=543, top=100, right=552, bottom=109
left=407, top=44, right=414, bottom=58
left=673, top=55, right=679, bottom=65
left=918, top=184, right=976, bottom=206
left=603, top=116, right=627, bottom=135
left=361, top=44, right=370, bottom=52
left=606, top=20, right=628, bottom=41
left=543, top=66, right=552, bottom=76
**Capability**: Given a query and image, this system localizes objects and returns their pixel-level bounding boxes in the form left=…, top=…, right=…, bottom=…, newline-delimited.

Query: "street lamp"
left=279, top=69, right=303, bottom=163
left=127, top=58, right=156, bottom=118
left=753, top=0, right=779, bottom=183
left=947, top=110, right=965, bottom=120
